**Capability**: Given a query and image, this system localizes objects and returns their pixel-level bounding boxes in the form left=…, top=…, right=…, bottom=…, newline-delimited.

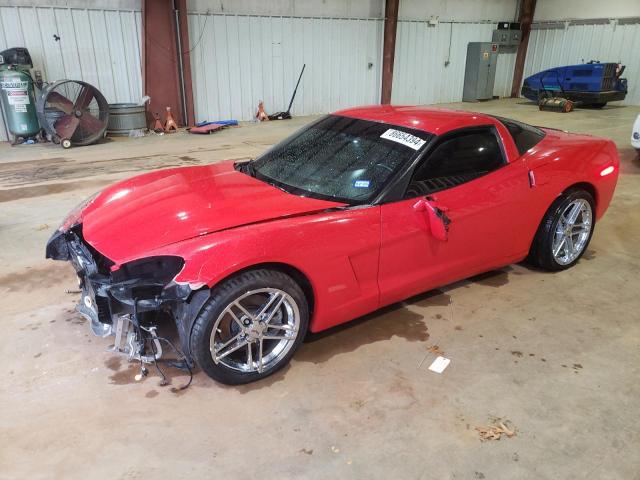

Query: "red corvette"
left=46, top=106, right=619, bottom=385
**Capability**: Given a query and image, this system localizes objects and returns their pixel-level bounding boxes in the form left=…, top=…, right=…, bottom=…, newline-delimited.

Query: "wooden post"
left=511, top=0, right=537, bottom=98
left=381, top=0, right=399, bottom=104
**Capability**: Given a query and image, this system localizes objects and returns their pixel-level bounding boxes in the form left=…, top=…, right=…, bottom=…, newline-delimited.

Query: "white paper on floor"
left=428, top=356, right=451, bottom=374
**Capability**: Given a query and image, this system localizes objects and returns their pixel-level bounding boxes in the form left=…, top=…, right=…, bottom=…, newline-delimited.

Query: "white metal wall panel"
left=494, top=51, right=516, bottom=98
left=524, top=21, right=640, bottom=105
left=188, top=13, right=384, bottom=122
left=0, top=5, right=142, bottom=142
left=391, top=21, right=511, bottom=105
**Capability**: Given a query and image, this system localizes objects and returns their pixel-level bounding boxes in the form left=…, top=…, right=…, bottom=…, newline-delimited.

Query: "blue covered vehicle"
left=521, top=61, right=627, bottom=108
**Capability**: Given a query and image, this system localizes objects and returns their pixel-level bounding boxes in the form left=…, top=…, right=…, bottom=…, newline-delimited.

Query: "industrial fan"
left=36, top=80, right=109, bottom=148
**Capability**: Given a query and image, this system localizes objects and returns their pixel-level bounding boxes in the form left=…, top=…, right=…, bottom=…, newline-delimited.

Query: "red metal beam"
left=381, top=0, right=399, bottom=104
left=142, top=0, right=194, bottom=126
left=511, top=0, right=537, bottom=98
left=177, top=0, right=195, bottom=126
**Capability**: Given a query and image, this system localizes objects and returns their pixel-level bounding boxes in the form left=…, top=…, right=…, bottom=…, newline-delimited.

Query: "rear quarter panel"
left=525, top=129, right=619, bottom=222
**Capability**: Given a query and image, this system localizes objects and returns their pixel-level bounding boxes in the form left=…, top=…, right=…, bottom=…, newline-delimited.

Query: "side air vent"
left=407, top=172, right=485, bottom=196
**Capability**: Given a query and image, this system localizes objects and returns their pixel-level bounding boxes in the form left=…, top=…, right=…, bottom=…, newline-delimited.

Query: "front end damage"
left=46, top=224, right=209, bottom=374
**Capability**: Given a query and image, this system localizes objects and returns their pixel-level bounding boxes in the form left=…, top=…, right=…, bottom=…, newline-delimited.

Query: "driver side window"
left=405, top=128, right=505, bottom=198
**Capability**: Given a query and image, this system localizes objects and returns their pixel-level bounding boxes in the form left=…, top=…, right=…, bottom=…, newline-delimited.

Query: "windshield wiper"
left=246, top=160, right=257, bottom=177
left=236, top=159, right=256, bottom=177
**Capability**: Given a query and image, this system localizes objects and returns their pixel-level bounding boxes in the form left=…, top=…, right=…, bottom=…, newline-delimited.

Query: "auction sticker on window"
left=380, top=128, right=426, bottom=151
left=353, top=180, right=370, bottom=188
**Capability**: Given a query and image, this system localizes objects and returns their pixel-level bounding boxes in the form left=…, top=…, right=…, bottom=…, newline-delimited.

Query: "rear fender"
left=527, top=135, right=618, bottom=214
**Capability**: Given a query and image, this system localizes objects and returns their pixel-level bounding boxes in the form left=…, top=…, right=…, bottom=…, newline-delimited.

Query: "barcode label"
left=380, top=129, right=426, bottom=151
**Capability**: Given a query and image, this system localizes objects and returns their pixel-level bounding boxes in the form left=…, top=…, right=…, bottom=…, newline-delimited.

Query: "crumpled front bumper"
left=47, top=228, right=115, bottom=335
left=45, top=228, right=200, bottom=354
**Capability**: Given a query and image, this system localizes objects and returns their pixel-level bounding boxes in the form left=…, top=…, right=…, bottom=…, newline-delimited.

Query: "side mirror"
left=412, top=197, right=450, bottom=241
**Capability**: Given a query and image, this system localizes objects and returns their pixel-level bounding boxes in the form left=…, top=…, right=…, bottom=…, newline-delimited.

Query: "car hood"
left=79, top=160, right=346, bottom=263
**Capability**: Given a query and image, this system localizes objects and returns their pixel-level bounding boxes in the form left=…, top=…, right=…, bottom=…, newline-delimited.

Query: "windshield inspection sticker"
left=380, top=129, right=426, bottom=150
left=354, top=180, right=370, bottom=188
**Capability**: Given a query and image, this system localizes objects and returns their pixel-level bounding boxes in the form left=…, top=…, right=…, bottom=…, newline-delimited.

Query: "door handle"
left=424, top=196, right=450, bottom=221
left=412, top=197, right=450, bottom=241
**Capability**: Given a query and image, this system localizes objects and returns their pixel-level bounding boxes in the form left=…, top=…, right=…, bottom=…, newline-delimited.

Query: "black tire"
left=590, top=102, right=607, bottom=108
left=190, top=269, right=309, bottom=385
left=528, top=189, right=596, bottom=271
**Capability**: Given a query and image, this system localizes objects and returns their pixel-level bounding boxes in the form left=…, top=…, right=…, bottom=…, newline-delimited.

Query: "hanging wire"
left=182, top=12, right=209, bottom=54
left=444, top=22, right=453, bottom=67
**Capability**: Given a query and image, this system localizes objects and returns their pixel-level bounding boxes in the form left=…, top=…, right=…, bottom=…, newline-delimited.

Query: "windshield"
left=249, top=115, right=431, bottom=204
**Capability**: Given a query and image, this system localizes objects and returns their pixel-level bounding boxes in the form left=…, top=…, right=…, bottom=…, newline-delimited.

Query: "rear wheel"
left=190, top=269, right=309, bottom=385
left=528, top=189, right=595, bottom=271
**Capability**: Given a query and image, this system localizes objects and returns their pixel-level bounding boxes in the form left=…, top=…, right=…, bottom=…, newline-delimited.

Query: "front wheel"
left=528, top=189, right=595, bottom=271
left=190, top=269, right=309, bottom=385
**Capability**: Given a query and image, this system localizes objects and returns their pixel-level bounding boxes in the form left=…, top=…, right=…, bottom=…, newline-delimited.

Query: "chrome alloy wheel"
left=209, top=288, right=300, bottom=373
left=552, top=199, right=593, bottom=265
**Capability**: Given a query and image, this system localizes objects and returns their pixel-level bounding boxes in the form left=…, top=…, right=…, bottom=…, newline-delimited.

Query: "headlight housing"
left=111, top=256, right=185, bottom=285
left=109, top=256, right=188, bottom=307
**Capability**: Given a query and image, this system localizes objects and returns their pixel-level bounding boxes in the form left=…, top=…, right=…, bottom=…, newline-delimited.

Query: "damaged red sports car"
left=46, top=106, right=619, bottom=385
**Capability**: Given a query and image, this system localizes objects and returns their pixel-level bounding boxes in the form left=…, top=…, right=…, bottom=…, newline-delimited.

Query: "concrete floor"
left=1, top=99, right=639, bottom=479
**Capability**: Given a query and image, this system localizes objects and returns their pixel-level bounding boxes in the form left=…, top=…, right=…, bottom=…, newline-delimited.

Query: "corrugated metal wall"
left=494, top=50, right=516, bottom=97
left=0, top=5, right=142, bottom=142
left=4, top=6, right=637, bottom=142
left=525, top=20, right=640, bottom=105
left=391, top=21, right=515, bottom=105
left=187, top=13, right=384, bottom=122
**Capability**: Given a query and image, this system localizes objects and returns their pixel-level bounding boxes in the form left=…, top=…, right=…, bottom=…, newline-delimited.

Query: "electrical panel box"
left=492, top=29, right=510, bottom=43
left=462, top=42, right=498, bottom=102
left=492, top=29, right=521, bottom=45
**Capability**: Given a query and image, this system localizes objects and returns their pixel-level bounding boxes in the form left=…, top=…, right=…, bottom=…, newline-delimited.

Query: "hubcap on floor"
left=209, top=288, right=300, bottom=373
left=552, top=199, right=593, bottom=265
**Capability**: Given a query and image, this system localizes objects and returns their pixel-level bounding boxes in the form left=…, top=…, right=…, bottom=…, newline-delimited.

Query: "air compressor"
left=0, top=47, right=40, bottom=142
